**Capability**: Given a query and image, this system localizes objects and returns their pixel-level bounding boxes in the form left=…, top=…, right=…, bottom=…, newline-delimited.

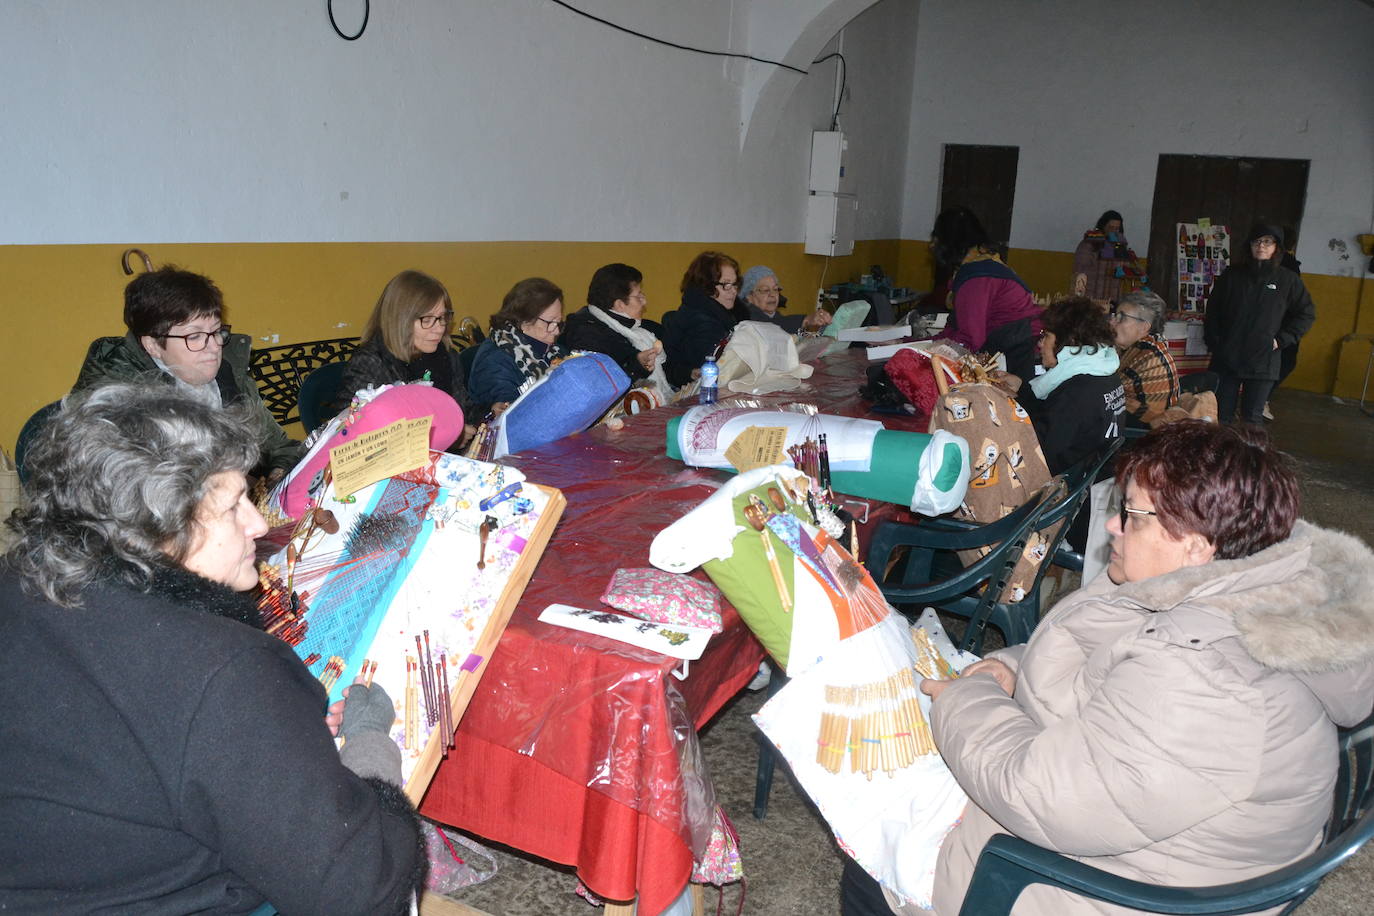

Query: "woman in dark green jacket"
left=72, top=266, right=302, bottom=477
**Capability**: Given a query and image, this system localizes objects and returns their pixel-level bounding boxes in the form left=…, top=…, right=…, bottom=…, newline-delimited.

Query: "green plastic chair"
left=869, top=439, right=1121, bottom=654
left=958, top=711, right=1374, bottom=915
left=868, top=483, right=1056, bottom=655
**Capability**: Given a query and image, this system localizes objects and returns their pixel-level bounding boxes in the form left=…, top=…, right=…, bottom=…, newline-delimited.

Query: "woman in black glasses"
left=661, top=250, right=749, bottom=388
left=467, top=276, right=567, bottom=415
left=334, top=270, right=474, bottom=447
left=845, top=421, right=1374, bottom=916
left=73, top=265, right=302, bottom=479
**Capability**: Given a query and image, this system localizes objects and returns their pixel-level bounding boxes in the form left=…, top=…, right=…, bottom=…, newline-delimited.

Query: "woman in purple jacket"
left=930, top=206, right=1042, bottom=383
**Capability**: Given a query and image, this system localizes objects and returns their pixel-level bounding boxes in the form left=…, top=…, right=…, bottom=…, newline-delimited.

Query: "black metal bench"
left=248, top=337, right=360, bottom=427
left=247, top=319, right=485, bottom=428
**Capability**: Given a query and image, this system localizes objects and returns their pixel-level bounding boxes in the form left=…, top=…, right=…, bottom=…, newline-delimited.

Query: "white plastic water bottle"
left=699, top=356, right=718, bottom=405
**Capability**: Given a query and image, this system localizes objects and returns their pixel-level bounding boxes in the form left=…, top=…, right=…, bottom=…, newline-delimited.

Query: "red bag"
left=884, top=349, right=940, bottom=416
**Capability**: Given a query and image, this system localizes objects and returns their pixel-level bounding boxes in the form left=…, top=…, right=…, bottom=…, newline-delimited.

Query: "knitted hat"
left=739, top=265, right=778, bottom=300
left=1247, top=222, right=1284, bottom=246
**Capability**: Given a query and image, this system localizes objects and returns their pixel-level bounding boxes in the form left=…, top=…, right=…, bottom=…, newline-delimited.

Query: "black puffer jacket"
left=1204, top=260, right=1314, bottom=379
left=661, top=288, right=748, bottom=387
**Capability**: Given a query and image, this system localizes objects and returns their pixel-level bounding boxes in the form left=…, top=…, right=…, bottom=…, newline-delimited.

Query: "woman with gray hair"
left=1112, top=289, right=1181, bottom=428
left=0, top=383, right=423, bottom=915
left=738, top=265, right=832, bottom=334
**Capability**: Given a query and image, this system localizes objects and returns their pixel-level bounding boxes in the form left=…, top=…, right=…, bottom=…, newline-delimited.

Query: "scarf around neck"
left=585, top=305, right=674, bottom=402
left=491, top=324, right=565, bottom=394
left=1029, top=344, right=1119, bottom=399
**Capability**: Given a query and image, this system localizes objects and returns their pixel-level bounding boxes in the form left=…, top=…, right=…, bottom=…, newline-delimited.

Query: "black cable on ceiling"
left=547, top=0, right=844, bottom=79
left=328, top=0, right=369, bottom=41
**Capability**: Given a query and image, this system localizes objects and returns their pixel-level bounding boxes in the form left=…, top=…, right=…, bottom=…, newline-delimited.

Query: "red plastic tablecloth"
left=419, top=348, right=927, bottom=912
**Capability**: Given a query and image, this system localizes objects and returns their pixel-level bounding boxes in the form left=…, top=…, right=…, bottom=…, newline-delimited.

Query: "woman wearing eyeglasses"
left=844, top=421, right=1374, bottom=916
left=73, top=266, right=302, bottom=479
left=1111, top=289, right=1181, bottom=428
left=562, top=263, right=674, bottom=403
left=334, top=270, right=474, bottom=447
left=467, top=276, right=567, bottom=414
left=738, top=265, right=832, bottom=335
left=662, top=250, right=749, bottom=388
left=1203, top=223, right=1315, bottom=425
left=1003, top=296, right=1124, bottom=475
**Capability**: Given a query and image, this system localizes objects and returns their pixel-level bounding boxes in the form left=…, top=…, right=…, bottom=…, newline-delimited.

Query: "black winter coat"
left=1018, top=370, right=1125, bottom=474
left=1203, top=260, right=1315, bottom=379
left=561, top=306, right=664, bottom=383
left=334, top=334, right=472, bottom=420
left=0, top=563, right=423, bottom=915
left=661, top=288, right=748, bottom=388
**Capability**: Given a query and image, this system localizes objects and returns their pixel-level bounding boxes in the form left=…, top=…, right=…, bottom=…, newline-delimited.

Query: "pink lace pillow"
left=601, top=568, right=724, bottom=634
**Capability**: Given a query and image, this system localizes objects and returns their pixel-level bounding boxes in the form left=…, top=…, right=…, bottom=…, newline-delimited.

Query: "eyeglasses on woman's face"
left=160, top=326, right=232, bottom=352
left=715, top=281, right=739, bottom=292
left=531, top=316, right=565, bottom=332
left=1119, top=502, right=1158, bottom=529
left=1110, top=310, right=1150, bottom=325
left=752, top=285, right=782, bottom=297
left=416, top=310, right=454, bottom=330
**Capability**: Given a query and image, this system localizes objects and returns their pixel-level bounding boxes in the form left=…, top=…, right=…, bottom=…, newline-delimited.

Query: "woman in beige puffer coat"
left=921, top=421, right=1374, bottom=916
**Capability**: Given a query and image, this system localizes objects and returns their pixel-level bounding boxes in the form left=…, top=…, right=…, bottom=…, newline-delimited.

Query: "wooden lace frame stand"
left=403, top=483, right=565, bottom=805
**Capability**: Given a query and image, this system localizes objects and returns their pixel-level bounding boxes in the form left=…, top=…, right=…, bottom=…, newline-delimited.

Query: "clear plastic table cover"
left=421, top=349, right=928, bottom=876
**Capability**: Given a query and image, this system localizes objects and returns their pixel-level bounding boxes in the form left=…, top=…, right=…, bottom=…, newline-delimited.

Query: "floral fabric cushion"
left=601, top=567, right=724, bottom=634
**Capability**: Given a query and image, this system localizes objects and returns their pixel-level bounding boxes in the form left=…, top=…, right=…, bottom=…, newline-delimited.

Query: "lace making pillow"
left=601, top=568, right=723, bottom=634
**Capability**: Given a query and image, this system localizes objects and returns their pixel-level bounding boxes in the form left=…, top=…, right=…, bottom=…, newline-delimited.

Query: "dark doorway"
left=939, top=144, right=1019, bottom=248
left=1146, top=154, right=1309, bottom=309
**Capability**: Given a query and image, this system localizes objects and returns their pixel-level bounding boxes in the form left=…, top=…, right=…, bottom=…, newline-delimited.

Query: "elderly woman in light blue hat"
left=738, top=265, right=833, bottom=335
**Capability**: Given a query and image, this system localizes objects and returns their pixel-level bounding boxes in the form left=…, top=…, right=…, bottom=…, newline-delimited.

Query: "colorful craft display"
left=752, top=609, right=979, bottom=910
left=257, top=449, right=563, bottom=799
left=494, top=351, right=630, bottom=458
left=651, top=465, right=887, bottom=674
left=666, top=404, right=969, bottom=517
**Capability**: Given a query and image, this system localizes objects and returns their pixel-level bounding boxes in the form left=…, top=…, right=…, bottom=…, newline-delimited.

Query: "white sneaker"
left=747, top=661, right=772, bottom=691
left=1262, top=402, right=1274, bottom=421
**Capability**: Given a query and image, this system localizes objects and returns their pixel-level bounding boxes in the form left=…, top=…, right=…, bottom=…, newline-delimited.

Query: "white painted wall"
left=900, top=0, right=1374, bottom=276
left=1, top=0, right=916, bottom=245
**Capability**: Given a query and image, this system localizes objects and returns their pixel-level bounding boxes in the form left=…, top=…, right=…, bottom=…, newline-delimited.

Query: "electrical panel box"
left=809, top=131, right=853, bottom=195
left=805, top=193, right=857, bottom=256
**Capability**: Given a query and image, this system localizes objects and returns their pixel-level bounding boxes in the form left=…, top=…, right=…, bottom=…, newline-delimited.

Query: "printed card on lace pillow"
left=601, top=568, right=724, bottom=634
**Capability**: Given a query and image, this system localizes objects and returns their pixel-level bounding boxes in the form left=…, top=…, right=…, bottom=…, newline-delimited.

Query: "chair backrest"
left=457, top=341, right=481, bottom=388
left=958, top=701, right=1374, bottom=916
left=248, top=337, right=360, bottom=427
left=297, top=362, right=348, bottom=435
left=15, top=400, right=63, bottom=487
left=1018, top=437, right=1123, bottom=598
left=1330, top=709, right=1374, bottom=839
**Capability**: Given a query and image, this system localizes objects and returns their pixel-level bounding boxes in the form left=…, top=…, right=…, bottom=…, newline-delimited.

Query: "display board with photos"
left=1176, top=220, right=1231, bottom=312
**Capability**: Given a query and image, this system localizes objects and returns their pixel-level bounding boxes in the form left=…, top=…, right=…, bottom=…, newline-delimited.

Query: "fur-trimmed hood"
left=1104, top=520, right=1374, bottom=723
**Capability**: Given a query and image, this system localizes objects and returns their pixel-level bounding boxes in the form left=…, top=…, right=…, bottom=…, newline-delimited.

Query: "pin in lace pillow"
left=601, top=568, right=724, bottom=634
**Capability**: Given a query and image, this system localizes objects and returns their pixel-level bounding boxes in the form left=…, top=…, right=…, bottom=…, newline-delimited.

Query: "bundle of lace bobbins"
left=815, top=668, right=936, bottom=779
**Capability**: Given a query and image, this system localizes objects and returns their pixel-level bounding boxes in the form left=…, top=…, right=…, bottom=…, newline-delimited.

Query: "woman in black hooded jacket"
left=1203, top=223, right=1314, bottom=424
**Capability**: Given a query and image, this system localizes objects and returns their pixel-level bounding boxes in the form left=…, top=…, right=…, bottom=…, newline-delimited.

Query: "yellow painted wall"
left=0, top=239, right=909, bottom=450
left=4, top=240, right=1366, bottom=451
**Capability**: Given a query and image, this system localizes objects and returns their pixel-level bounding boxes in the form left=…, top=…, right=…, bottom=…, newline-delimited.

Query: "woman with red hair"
left=845, top=421, right=1374, bottom=916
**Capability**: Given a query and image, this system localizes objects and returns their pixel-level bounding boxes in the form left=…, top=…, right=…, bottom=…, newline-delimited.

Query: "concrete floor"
left=441, top=388, right=1374, bottom=915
